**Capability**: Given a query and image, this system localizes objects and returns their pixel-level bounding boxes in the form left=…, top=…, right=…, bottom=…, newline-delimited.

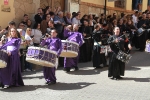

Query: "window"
left=115, top=0, right=125, bottom=8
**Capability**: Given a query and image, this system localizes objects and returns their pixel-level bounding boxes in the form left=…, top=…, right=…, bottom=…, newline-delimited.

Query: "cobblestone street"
left=0, top=49, right=150, bottom=100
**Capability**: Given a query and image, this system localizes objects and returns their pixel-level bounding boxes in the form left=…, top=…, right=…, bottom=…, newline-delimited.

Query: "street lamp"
left=104, top=0, right=107, bottom=16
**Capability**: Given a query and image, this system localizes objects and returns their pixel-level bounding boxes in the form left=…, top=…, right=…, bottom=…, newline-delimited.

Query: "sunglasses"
left=28, top=30, right=32, bottom=31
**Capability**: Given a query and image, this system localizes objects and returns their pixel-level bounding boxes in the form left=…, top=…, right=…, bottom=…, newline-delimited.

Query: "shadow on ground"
left=120, top=77, right=150, bottom=82
left=0, top=82, right=96, bottom=92
left=66, top=67, right=108, bottom=75
left=22, top=76, right=44, bottom=79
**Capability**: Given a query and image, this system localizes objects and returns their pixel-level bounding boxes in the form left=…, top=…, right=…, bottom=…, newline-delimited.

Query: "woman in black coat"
left=107, top=27, right=132, bottom=80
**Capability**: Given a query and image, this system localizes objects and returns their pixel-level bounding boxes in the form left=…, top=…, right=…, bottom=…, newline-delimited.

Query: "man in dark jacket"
left=34, top=8, right=43, bottom=24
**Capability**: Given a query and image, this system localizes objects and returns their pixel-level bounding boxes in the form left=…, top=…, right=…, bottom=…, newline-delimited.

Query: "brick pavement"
left=0, top=50, right=150, bottom=100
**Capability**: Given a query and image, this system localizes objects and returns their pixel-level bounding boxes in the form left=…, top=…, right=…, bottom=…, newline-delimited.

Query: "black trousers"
left=59, top=57, right=64, bottom=67
left=138, top=31, right=147, bottom=50
left=20, top=49, right=25, bottom=72
left=79, top=39, right=92, bottom=62
left=92, top=45, right=101, bottom=67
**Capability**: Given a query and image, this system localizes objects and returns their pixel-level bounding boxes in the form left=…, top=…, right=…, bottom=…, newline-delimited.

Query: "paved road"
left=0, top=49, right=150, bottom=100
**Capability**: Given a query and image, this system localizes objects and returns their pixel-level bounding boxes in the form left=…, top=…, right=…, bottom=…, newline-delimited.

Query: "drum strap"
left=94, top=39, right=101, bottom=52
left=94, top=39, right=101, bottom=47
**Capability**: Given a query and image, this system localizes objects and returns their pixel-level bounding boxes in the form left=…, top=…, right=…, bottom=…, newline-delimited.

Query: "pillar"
left=107, top=0, right=114, bottom=7
left=65, top=0, right=71, bottom=12
left=142, top=0, right=148, bottom=12
left=126, top=0, right=132, bottom=10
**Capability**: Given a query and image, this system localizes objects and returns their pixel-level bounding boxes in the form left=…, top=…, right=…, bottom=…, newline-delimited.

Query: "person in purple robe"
left=63, top=24, right=84, bottom=72
left=41, top=29, right=62, bottom=85
left=0, top=28, right=24, bottom=89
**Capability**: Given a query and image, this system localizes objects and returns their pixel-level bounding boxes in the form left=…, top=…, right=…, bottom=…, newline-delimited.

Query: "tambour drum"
left=100, top=46, right=106, bottom=54
left=116, top=50, right=132, bottom=63
left=0, top=50, right=8, bottom=68
left=100, top=45, right=112, bottom=54
left=26, top=46, right=57, bottom=67
left=60, top=40, right=79, bottom=57
left=137, top=28, right=144, bottom=36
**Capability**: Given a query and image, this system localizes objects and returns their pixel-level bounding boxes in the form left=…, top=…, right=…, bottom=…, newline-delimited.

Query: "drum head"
left=0, top=62, right=7, bottom=68
left=26, top=58, right=55, bottom=67
left=60, top=51, right=78, bottom=57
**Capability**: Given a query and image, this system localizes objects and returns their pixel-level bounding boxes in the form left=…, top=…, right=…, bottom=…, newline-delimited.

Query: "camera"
left=31, top=35, right=34, bottom=38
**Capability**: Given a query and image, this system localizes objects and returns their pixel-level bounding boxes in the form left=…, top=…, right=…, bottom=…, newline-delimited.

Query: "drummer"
left=63, top=24, right=84, bottom=72
left=0, top=28, right=24, bottom=88
left=41, top=29, right=62, bottom=85
left=107, top=27, right=132, bottom=80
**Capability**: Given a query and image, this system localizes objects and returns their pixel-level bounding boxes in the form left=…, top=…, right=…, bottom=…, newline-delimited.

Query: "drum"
left=60, top=40, right=79, bottom=57
left=100, top=46, right=106, bottom=54
left=100, top=45, right=112, bottom=54
left=116, top=50, right=132, bottom=63
left=137, top=28, right=144, bottom=36
left=26, top=46, right=57, bottom=67
left=145, top=40, right=150, bottom=52
left=0, top=50, right=8, bottom=68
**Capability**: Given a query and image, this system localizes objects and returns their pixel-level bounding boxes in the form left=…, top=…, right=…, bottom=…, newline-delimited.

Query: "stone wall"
left=40, top=0, right=51, bottom=8
left=79, top=4, right=103, bottom=17
left=79, top=1, right=134, bottom=18
left=13, top=0, right=40, bottom=26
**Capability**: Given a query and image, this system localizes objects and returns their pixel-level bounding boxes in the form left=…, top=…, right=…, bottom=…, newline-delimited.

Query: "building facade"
left=0, top=0, right=149, bottom=29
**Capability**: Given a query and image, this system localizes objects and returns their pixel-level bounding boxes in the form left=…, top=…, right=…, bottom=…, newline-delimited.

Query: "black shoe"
left=95, top=66, right=103, bottom=69
left=114, top=78, right=119, bottom=80
left=64, top=68, right=70, bottom=72
left=111, top=76, right=119, bottom=80
left=110, top=77, right=114, bottom=79
left=45, top=81, right=49, bottom=84
left=74, top=67, right=79, bottom=71
left=139, top=49, right=144, bottom=52
left=117, top=76, right=123, bottom=79
left=0, top=83, right=3, bottom=87
left=47, top=81, right=56, bottom=85
left=103, top=64, right=108, bottom=67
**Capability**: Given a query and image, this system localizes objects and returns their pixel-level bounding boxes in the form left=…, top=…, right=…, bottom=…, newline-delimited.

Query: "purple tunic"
left=64, top=31, right=84, bottom=68
left=63, top=29, right=70, bottom=39
left=41, top=37, right=62, bottom=82
left=0, top=37, right=24, bottom=86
